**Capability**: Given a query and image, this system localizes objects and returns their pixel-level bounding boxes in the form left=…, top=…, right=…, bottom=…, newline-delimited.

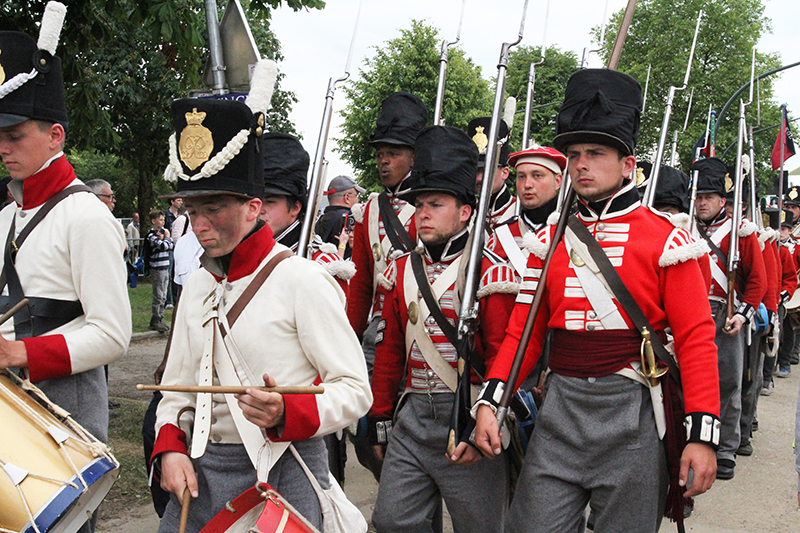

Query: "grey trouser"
left=740, top=331, right=764, bottom=444
left=711, top=301, right=745, bottom=463
left=362, top=315, right=380, bottom=378
left=151, top=268, right=169, bottom=319
left=158, top=439, right=328, bottom=533
left=506, top=373, right=667, bottom=533
left=372, top=394, right=508, bottom=533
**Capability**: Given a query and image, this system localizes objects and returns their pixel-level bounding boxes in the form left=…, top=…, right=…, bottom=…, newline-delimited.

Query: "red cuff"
left=23, top=335, right=71, bottom=382
left=151, top=423, right=189, bottom=464
left=265, top=394, right=320, bottom=442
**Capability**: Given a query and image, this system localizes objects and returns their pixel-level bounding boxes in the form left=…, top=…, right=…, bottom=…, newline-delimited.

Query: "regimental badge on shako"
left=472, top=126, right=489, bottom=154
left=179, top=108, right=214, bottom=170
left=0, top=49, right=5, bottom=86
left=724, top=172, right=733, bottom=194
left=790, top=188, right=799, bottom=201
left=635, top=166, right=646, bottom=187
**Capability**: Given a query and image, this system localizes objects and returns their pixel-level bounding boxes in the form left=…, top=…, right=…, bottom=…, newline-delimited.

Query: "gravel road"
left=98, top=335, right=800, bottom=532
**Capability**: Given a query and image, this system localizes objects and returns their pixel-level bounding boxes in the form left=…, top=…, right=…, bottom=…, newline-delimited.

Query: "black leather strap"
left=696, top=224, right=728, bottom=268
left=0, top=184, right=92, bottom=338
left=378, top=192, right=416, bottom=253
left=567, top=216, right=682, bottom=390
left=409, top=250, right=460, bottom=348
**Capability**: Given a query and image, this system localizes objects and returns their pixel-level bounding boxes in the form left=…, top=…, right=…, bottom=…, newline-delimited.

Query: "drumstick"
left=0, top=298, right=29, bottom=327
left=179, top=488, right=191, bottom=533
left=136, top=384, right=324, bottom=395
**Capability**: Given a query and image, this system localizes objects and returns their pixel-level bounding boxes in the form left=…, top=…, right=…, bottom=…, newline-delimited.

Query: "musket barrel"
left=204, top=0, right=227, bottom=94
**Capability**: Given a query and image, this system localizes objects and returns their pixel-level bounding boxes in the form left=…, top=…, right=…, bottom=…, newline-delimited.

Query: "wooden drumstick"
left=179, top=487, right=191, bottom=533
left=0, top=298, right=29, bottom=327
left=136, top=384, right=324, bottom=395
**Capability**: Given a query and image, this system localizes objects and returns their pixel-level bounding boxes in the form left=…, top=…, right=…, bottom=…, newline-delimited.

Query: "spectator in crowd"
left=85, top=178, right=116, bottom=213
left=146, top=209, right=173, bottom=333
left=315, top=175, right=364, bottom=257
left=126, top=212, right=141, bottom=258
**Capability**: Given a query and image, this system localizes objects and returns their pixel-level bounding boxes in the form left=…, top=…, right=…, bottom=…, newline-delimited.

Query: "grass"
left=128, top=279, right=174, bottom=333
left=103, top=397, right=153, bottom=519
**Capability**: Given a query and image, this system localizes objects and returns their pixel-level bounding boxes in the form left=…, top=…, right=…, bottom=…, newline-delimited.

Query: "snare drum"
left=0, top=370, right=119, bottom=533
left=200, top=485, right=320, bottom=533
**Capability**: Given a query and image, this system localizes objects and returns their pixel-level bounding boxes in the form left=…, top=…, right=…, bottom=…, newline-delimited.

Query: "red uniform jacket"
left=485, top=182, right=720, bottom=431
left=347, top=189, right=417, bottom=338
left=369, top=237, right=517, bottom=421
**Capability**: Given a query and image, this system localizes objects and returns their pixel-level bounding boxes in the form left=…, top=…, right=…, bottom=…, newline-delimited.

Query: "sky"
left=263, top=0, right=800, bottom=184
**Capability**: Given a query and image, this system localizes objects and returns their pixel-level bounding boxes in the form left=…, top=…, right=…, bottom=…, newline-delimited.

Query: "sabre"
left=296, top=2, right=362, bottom=257
left=448, top=0, right=529, bottom=457
left=433, top=0, right=467, bottom=126
left=136, top=384, right=324, bottom=395
left=496, top=0, right=639, bottom=430
left=643, top=9, right=702, bottom=206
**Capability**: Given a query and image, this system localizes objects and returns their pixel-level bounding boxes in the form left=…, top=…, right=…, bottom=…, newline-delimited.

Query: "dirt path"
left=98, top=336, right=800, bottom=532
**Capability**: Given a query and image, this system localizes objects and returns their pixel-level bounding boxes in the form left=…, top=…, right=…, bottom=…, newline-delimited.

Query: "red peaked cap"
left=507, top=145, right=567, bottom=175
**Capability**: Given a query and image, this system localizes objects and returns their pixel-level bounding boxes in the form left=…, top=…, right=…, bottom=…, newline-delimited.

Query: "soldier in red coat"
left=486, top=144, right=566, bottom=279
left=369, top=126, right=517, bottom=532
left=692, top=156, right=766, bottom=480
left=474, top=69, right=720, bottom=533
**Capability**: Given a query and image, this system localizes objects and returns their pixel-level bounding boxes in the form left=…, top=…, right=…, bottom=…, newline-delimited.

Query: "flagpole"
left=779, top=104, right=786, bottom=216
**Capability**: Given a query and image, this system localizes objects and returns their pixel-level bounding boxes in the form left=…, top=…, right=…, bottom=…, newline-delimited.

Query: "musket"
left=669, top=88, right=694, bottom=166
left=433, top=0, right=467, bottom=126
left=643, top=9, right=702, bottom=206
left=641, top=65, right=651, bottom=114
left=778, top=103, right=788, bottom=218
left=296, top=3, right=362, bottom=258
left=520, top=0, right=550, bottom=150
left=725, top=46, right=756, bottom=329
left=448, top=0, right=529, bottom=457
left=496, top=0, right=639, bottom=429
left=688, top=106, right=713, bottom=235
left=581, top=0, right=610, bottom=68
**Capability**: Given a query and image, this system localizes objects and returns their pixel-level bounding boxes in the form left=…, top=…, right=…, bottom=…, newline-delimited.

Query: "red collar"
left=18, top=156, right=77, bottom=210
left=211, top=224, right=277, bottom=282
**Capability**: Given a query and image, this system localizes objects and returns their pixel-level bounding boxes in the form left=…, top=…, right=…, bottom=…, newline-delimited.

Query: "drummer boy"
left=151, top=62, right=371, bottom=532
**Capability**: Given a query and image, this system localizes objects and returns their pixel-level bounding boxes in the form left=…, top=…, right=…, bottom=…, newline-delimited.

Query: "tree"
left=505, top=45, right=580, bottom=153
left=593, top=0, right=782, bottom=193
left=0, top=0, right=321, bottom=218
left=337, top=20, right=492, bottom=189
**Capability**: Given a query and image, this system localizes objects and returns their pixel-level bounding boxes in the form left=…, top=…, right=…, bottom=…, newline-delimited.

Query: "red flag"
left=771, top=105, right=796, bottom=170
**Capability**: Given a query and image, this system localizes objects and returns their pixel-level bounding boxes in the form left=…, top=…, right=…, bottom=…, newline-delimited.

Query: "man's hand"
left=235, top=373, right=285, bottom=429
left=474, top=404, right=503, bottom=459
left=724, top=314, right=744, bottom=336
left=160, top=452, right=198, bottom=499
left=0, top=336, right=28, bottom=369
left=448, top=441, right=482, bottom=466
left=680, top=442, right=716, bottom=498
left=373, top=444, right=386, bottom=463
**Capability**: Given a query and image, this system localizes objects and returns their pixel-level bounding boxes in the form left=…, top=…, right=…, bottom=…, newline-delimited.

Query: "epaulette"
left=377, top=257, right=398, bottom=291
left=350, top=202, right=366, bottom=225
left=659, top=227, right=711, bottom=267
left=318, top=242, right=338, bottom=254
left=738, top=219, right=757, bottom=238
left=523, top=230, right=549, bottom=260
left=477, top=262, right=520, bottom=299
left=758, top=227, right=776, bottom=244
left=315, top=253, right=356, bottom=281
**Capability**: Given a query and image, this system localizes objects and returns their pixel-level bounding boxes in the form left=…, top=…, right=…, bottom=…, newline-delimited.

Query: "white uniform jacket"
left=153, top=224, right=372, bottom=459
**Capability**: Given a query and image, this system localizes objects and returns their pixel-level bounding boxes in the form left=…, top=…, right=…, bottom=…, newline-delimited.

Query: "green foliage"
left=592, top=0, right=782, bottom=193
left=0, top=0, right=321, bottom=218
left=337, top=20, right=492, bottom=190
left=505, top=46, right=580, bottom=153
